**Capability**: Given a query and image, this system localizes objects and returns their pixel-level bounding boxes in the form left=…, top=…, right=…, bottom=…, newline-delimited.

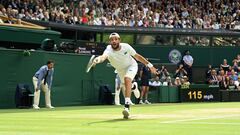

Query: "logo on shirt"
left=124, top=51, right=128, bottom=55
left=168, top=49, right=182, bottom=64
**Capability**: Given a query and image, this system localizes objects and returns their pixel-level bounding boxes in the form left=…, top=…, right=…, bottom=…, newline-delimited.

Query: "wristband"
left=147, top=62, right=153, bottom=68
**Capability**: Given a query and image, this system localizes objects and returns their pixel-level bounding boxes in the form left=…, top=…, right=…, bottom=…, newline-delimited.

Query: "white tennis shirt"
left=103, top=43, right=138, bottom=70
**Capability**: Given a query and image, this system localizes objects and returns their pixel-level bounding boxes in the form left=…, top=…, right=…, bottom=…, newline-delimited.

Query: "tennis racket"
left=86, top=55, right=96, bottom=73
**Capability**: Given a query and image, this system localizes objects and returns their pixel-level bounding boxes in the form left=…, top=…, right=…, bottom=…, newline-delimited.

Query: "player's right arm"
left=93, top=54, right=108, bottom=65
left=93, top=46, right=111, bottom=65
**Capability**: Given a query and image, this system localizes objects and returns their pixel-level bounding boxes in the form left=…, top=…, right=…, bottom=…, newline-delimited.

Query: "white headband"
left=109, top=33, right=120, bottom=39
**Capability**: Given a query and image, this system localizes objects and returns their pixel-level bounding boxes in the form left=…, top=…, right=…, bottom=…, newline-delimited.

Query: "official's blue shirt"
left=34, top=65, right=54, bottom=89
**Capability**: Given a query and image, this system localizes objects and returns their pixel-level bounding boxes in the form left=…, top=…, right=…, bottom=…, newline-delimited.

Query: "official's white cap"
left=109, top=32, right=120, bottom=39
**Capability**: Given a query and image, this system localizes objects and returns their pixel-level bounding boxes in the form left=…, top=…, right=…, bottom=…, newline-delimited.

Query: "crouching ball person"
left=93, top=33, right=157, bottom=119
left=32, top=60, right=55, bottom=109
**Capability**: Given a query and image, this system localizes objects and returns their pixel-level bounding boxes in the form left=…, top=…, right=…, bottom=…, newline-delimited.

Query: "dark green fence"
left=0, top=49, right=115, bottom=108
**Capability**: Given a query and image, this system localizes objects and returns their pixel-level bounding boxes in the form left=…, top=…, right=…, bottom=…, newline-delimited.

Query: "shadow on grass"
left=85, top=118, right=137, bottom=126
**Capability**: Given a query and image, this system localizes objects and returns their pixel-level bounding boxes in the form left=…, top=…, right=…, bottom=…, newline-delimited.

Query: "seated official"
left=207, top=69, right=219, bottom=85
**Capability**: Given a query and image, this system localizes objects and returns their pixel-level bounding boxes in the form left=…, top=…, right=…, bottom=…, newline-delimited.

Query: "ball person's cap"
left=109, top=33, right=120, bottom=39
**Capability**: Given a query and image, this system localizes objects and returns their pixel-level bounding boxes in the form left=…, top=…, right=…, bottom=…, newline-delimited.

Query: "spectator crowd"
left=0, top=0, right=240, bottom=30
left=206, top=54, right=240, bottom=90
left=0, top=0, right=239, bottom=89
left=146, top=53, right=240, bottom=91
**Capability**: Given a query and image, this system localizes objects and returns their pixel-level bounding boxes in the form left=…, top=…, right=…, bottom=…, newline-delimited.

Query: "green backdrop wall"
left=0, top=49, right=115, bottom=108
left=134, top=45, right=239, bottom=67
left=0, top=45, right=239, bottom=108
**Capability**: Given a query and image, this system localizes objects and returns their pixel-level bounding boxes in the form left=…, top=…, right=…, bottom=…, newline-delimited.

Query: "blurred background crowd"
left=0, top=0, right=239, bottom=89
left=0, top=0, right=239, bottom=29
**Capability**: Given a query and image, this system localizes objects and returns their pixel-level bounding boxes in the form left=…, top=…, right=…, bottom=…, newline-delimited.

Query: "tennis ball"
left=23, top=50, right=31, bottom=56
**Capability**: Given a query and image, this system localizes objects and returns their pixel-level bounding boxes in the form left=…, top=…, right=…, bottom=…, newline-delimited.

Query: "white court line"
left=160, top=115, right=240, bottom=124
left=179, top=122, right=240, bottom=125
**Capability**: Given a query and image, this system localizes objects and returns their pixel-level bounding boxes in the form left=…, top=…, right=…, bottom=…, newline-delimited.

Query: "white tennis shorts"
left=117, top=64, right=138, bottom=83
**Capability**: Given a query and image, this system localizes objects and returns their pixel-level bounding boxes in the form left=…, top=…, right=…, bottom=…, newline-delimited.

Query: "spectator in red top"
left=81, top=13, right=88, bottom=25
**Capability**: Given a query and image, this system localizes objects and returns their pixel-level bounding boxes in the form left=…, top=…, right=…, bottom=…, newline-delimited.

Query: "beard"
left=111, top=43, right=120, bottom=50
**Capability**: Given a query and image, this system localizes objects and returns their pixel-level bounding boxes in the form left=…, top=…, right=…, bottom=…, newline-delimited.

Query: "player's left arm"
left=133, top=53, right=158, bottom=75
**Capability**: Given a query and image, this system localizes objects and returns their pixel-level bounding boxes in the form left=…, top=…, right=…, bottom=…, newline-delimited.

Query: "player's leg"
left=121, top=83, right=126, bottom=97
left=121, top=65, right=138, bottom=119
left=32, top=77, right=40, bottom=109
left=118, top=72, right=129, bottom=119
left=124, top=77, right=132, bottom=103
left=132, top=82, right=140, bottom=99
left=122, top=77, right=132, bottom=119
left=121, top=83, right=135, bottom=105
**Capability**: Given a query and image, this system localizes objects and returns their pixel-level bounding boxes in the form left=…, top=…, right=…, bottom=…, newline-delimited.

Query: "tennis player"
left=93, top=33, right=157, bottom=119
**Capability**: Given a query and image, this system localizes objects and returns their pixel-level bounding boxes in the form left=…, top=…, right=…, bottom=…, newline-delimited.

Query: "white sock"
left=125, top=97, right=131, bottom=105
